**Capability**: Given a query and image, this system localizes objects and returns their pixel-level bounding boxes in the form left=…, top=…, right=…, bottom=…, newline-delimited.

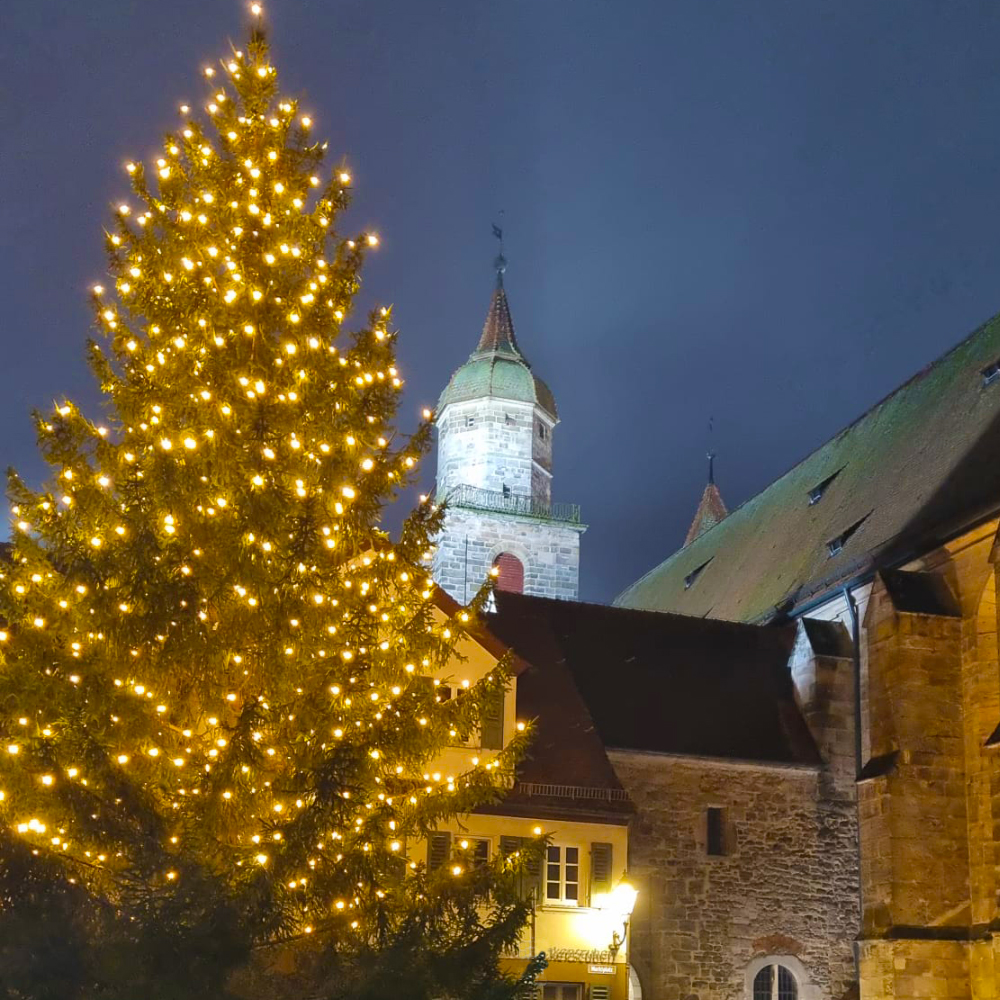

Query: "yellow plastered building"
left=423, top=591, right=635, bottom=1000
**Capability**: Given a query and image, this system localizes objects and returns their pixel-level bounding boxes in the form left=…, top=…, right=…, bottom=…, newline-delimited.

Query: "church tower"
left=432, top=253, right=584, bottom=602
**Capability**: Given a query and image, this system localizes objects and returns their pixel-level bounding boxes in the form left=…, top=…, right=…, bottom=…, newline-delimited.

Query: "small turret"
left=685, top=453, right=728, bottom=546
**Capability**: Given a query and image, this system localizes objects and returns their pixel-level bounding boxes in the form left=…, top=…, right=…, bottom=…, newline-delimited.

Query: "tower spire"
left=475, top=220, right=523, bottom=358
left=685, top=452, right=728, bottom=546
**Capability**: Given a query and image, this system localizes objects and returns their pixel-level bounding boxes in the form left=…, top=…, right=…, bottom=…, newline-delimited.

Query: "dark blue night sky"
left=4, top=0, right=1000, bottom=601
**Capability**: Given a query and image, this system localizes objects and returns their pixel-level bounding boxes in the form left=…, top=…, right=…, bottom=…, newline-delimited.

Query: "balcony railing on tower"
left=445, top=484, right=582, bottom=525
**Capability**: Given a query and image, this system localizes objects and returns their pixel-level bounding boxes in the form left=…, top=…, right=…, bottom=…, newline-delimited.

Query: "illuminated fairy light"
left=0, top=19, right=534, bottom=961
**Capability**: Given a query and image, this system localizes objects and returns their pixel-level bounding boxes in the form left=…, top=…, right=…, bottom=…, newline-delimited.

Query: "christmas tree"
left=0, top=9, right=537, bottom=999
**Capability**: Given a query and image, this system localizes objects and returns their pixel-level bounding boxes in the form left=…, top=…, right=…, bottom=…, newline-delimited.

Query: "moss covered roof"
left=617, top=311, right=1000, bottom=623
left=438, top=281, right=557, bottom=418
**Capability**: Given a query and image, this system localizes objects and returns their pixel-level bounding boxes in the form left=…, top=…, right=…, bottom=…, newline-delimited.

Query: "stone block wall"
left=861, top=580, right=968, bottom=933
left=858, top=939, right=970, bottom=1000
left=436, top=399, right=548, bottom=500
left=532, top=411, right=555, bottom=503
left=854, top=524, right=1000, bottom=999
left=609, top=752, right=859, bottom=1000
left=432, top=506, right=581, bottom=603
left=789, top=620, right=857, bottom=800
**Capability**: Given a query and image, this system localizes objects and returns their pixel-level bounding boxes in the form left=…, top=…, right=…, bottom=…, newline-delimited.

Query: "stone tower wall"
left=531, top=411, right=555, bottom=505
left=436, top=398, right=544, bottom=499
left=432, top=506, right=581, bottom=603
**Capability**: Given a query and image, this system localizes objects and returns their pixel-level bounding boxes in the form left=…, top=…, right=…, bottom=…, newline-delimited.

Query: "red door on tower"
left=493, top=553, right=524, bottom=594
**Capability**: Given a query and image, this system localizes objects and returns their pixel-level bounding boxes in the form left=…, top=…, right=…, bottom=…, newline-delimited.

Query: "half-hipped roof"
left=490, top=591, right=818, bottom=767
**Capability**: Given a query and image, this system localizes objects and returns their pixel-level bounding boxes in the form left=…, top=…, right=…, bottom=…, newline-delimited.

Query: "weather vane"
left=707, top=416, right=716, bottom=484
left=492, top=210, right=506, bottom=286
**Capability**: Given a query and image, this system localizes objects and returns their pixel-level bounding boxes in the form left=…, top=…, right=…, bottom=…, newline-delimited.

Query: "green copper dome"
left=438, top=353, right=557, bottom=417
left=437, top=277, right=557, bottom=419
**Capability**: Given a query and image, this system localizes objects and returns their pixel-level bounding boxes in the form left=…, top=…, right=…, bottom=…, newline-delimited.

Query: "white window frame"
left=544, top=844, right=581, bottom=906
left=434, top=681, right=477, bottom=747
left=745, top=957, right=816, bottom=1000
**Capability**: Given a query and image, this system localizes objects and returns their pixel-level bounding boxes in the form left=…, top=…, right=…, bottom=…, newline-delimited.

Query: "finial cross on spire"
left=492, top=211, right=506, bottom=287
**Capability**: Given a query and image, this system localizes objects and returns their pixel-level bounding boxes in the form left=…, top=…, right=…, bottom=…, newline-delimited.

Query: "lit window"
left=541, top=985, right=581, bottom=1000
left=545, top=845, right=580, bottom=905
left=753, top=965, right=797, bottom=1000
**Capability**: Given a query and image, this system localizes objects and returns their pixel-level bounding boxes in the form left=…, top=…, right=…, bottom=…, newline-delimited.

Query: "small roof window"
left=826, top=514, right=869, bottom=558
left=982, top=361, right=1000, bottom=387
left=684, top=558, right=712, bottom=589
left=808, top=469, right=841, bottom=506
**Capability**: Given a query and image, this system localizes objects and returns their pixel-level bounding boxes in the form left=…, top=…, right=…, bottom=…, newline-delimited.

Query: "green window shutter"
left=499, top=835, right=523, bottom=857
left=525, top=841, right=544, bottom=902
left=427, top=831, right=451, bottom=871
left=480, top=689, right=505, bottom=749
left=590, top=842, right=613, bottom=898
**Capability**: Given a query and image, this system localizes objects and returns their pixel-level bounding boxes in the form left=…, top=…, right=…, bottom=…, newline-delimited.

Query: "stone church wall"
left=609, top=751, right=858, bottom=1000
left=854, top=524, right=1000, bottom=1000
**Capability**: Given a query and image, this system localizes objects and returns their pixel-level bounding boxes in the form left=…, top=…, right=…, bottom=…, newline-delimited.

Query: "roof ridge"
left=727, top=310, right=1000, bottom=520
left=617, top=307, right=1000, bottom=599
left=497, top=590, right=784, bottom=633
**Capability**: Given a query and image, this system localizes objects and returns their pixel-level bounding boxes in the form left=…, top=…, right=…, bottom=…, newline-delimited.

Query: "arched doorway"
left=493, top=552, right=525, bottom=593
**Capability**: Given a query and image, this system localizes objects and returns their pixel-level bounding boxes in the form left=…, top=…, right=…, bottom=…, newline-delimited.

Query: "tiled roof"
left=437, top=282, right=557, bottom=418
left=685, top=481, right=728, bottom=546
left=476, top=280, right=523, bottom=358
left=617, top=312, right=1000, bottom=623
left=490, top=592, right=819, bottom=766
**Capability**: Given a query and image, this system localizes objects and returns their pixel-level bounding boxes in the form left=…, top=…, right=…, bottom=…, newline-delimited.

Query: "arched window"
left=493, top=552, right=524, bottom=594
left=753, top=965, right=797, bottom=1000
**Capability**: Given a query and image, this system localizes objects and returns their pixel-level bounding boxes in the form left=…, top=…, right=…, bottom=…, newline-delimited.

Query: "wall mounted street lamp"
left=593, top=880, right=638, bottom=960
